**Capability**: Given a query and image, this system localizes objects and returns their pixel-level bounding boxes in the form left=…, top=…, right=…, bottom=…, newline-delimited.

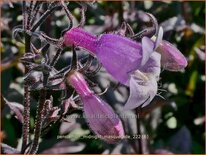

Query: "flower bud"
left=82, top=94, right=125, bottom=143
left=67, top=71, right=93, bottom=97
left=68, top=71, right=124, bottom=143
left=156, top=40, right=188, bottom=71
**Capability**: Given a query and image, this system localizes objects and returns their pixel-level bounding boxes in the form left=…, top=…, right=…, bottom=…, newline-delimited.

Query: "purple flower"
left=68, top=71, right=124, bottom=143
left=123, top=28, right=163, bottom=110
left=64, top=27, right=154, bottom=85
left=124, top=27, right=188, bottom=110
left=64, top=27, right=163, bottom=110
left=156, top=40, right=188, bottom=71
left=124, top=52, right=161, bottom=110
left=64, top=26, right=188, bottom=110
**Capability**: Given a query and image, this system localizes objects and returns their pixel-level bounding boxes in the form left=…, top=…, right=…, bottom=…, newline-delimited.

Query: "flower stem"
left=27, top=0, right=34, bottom=30
left=29, top=90, right=47, bottom=154
left=21, top=1, right=31, bottom=150
left=21, top=41, right=31, bottom=152
left=21, top=84, right=30, bottom=152
left=50, top=49, right=62, bottom=67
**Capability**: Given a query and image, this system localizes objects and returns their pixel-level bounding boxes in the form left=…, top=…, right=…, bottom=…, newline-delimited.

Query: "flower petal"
left=154, top=26, right=164, bottom=50
left=96, top=34, right=143, bottom=85
left=124, top=72, right=158, bottom=110
left=141, top=37, right=155, bottom=66
left=157, top=40, right=188, bottom=71
left=140, top=52, right=161, bottom=79
left=82, top=94, right=124, bottom=143
left=124, top=51, right=161, bottom=110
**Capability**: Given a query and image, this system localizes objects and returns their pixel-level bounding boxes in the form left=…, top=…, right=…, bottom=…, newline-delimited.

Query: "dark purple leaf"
left=3, top=97, right=24, bottom=123
left=1, top=143, right=20, bottom=154
left=59, top=114, right=81, bottom=135
left=42, top=107, right=60, bottom=128
left=61, top=98, right=72, bottom=115
left=61, top=97, right=78, bottom=115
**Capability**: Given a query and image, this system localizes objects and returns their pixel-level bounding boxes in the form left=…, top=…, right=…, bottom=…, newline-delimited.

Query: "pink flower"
left=156, top=40, right=188, bottom=71
left=64, top=27, right=154, bottom=85
left=68, top=71, right=124, bottom=143
left=64, top=26, right=187, bottom=110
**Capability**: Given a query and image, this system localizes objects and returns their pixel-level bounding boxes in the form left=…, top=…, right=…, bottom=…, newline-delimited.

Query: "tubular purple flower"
left=68, top=71, right=124, bottom=143
left=124, top=27, right=188, bottom=110
left=67, top=71, right=93, bottom=97
left=81, top=95, right=125, bottom=143
left=156, top=40, right=188, bottom=71
left=64, top=27, right=98, bottom=53
left=124, top=28, right=163, bottom=110
left=64, top=24, right=187, bottom=111
left=64, top=27, right=154, bottom=85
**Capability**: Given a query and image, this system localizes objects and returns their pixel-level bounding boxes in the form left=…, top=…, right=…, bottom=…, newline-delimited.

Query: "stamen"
left=133, top=70, right=149, bottom=82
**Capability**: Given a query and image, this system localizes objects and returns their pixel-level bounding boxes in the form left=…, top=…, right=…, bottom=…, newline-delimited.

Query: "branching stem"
left=21, top=1, right=31, bottom=151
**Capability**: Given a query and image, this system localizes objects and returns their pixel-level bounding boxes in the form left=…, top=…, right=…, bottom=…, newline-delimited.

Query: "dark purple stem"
left=27, top=0, right=34, bottom=30
left=31, top=3, right=61, bottom=32
left=29, top=90, right=47, bottom=154
left=50, top=49, right=62, bottom=67
left=21, top=1, right=31, bottom=152
left=22, top=84, right=30, bottom=152
left=22, top=1, right=26, bottom=30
